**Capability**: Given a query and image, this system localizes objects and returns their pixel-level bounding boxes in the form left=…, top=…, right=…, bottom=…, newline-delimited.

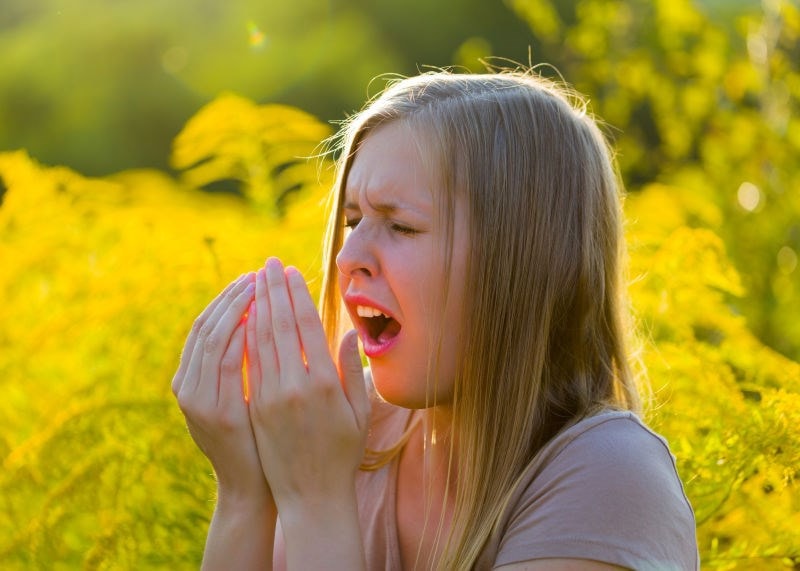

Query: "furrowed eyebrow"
left=344, top=201, right=399, bottom=214
left=344, top=187, right=430, bottom=217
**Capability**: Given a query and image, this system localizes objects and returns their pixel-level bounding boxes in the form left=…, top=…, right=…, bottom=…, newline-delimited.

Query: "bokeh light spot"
left=453, top=37, right=492, bottom=72
left=737, top=181, right=761, bottom=212
left=247, top=20, right=267, bottom=50
left=777, top=246, right=798, bottom=275
left=747, top=33, right=768, bottom=65
left=162, top=46, right=189, bottom=74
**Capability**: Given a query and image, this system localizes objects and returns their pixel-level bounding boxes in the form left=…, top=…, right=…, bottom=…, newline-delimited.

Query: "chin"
left=370, top=366, right=452, bottom=409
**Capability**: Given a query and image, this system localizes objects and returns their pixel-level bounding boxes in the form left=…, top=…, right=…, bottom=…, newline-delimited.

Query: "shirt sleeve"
left=493, top=414, right=699, bottom=571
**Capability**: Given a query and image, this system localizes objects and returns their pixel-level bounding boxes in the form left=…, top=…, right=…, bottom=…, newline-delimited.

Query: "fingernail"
left=285, top=266, right=301, bottom=278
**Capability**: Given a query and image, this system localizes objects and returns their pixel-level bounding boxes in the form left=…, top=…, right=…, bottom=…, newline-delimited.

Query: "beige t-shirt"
left=354, top=396, right=699, bottom=570
left=275, top=388, right=699, bottom=570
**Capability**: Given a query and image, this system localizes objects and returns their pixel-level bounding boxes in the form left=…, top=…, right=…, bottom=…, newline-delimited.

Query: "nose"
left=336, top=224, right=377, bottom=279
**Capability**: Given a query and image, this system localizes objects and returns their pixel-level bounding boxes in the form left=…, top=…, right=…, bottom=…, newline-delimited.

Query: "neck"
left=397, top=405, right=459, bottom=570
left=418, top=404, right=458, bottom=494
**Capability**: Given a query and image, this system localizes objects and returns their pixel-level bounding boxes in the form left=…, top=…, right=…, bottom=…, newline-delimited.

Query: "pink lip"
left=360, top=331, right=400, bottom=358
left=343, top=293, right=400, bottom=358
left=343, top=293, right=395, bottom=318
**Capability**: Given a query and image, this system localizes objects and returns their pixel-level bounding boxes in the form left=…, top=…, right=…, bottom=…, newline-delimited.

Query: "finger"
left=338, top=329, right=370, bottom=431
left=182, top=277, right=255, bottom=397
left=255, top=266, right=280, bottom=397
left=265, top=257, right=306, bottom=383
left=244, top=300, right=261, bottom=403
left=219, top=321, right=247, bottom=409
left=172, top=274, right=248, bottom=395
left=285, top=266, right=336, bottom=376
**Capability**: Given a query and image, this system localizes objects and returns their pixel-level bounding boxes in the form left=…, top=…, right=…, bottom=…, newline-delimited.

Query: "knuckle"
left=204, top=334, right=221, bottom=354
left=191, top=316, right=205, bottom=336
left=256, top=326, right=274, bottom=344
left=274, top=314, right=294, bottom=333
left=249, top=397, right=279, bottom=424
left=266, top=272, right=284, bottom=288
left=216, top=409, right=243, bottom=433
left=220, top=355, right=241, bottom=376
left=316, top=381, right=338, bottom=400
left=296, top=308, right=319, bottom=328
left=224, top=286, right=238, bottom=302
left=282, top=387, right=305, bottom=407
left=197, top=321, right=214, bottom=341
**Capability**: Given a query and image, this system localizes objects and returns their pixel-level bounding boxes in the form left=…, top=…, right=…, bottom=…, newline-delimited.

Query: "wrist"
left=279, top=489, right=365, bottom=570
left=278, top=489, right=358, bottom=532
left=203, top=492, right=277, bottom=571
left=216, top=485, right=276, bottom=519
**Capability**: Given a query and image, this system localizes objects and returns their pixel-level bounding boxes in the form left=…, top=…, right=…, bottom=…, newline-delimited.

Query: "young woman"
left=172, top=70, right=699, bottom=570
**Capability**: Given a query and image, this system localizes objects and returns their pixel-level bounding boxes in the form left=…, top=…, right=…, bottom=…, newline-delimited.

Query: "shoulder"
left=543, top=411, right=683, bottom=483
left=491, top=411, right=699, bottom=571
left=513, top=411, right=696, bottom=525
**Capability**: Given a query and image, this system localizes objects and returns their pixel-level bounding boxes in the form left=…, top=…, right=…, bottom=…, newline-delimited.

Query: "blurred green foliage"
left=0, top=0, right=401, bottom=175
left=0, top=107, right=332, bottom=567
left=1, top=0, right=799, bottom=568
left=508, top=0, right=800, bottom=363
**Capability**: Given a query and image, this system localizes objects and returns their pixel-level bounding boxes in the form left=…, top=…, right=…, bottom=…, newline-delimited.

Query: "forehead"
left=344, top=121, right=437, bottom=211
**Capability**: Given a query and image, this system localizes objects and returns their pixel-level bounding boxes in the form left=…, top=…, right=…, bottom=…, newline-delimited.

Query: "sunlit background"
left=1, top=0, right=799, bottom=568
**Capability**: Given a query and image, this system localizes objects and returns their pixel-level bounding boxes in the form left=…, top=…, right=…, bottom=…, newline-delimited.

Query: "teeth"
left=356, top=305, right=387, bottom=318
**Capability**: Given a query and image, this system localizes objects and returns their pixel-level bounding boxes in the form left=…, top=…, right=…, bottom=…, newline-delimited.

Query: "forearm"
left=202, top=492, right=277, bottom=571
left=279, top=488, right=365, bottom=571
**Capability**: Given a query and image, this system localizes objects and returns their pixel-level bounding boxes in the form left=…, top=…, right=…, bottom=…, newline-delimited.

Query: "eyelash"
left=343, top=218, right=418, bottom=236
left=390, top=223, right=418, bottom=236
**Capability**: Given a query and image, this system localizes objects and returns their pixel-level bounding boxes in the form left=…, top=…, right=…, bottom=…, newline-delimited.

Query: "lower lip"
left=360, top=331, right=400, bottom=358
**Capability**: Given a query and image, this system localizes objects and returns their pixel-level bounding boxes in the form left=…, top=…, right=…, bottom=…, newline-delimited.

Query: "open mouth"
left=356, top=305, right=402, bottom=345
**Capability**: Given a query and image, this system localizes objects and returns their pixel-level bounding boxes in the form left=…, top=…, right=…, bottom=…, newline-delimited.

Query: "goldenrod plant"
left=1, top=0, right=798, bottom=567
left=0, top=102, right=331, bottom=569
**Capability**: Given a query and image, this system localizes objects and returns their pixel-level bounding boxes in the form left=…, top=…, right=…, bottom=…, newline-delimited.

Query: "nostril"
left=335, top=258, right=372, bottom=278
left=336, top=238, right=376, bottom=278
left=340, top=265, right=372, bottom=278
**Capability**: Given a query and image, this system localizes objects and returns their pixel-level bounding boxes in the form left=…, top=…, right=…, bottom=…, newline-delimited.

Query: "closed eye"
left=391, top=223, right=418, bottom=236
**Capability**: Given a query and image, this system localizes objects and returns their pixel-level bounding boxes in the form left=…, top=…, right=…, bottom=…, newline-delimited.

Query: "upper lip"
left=343, top=292, right=397, bottom=322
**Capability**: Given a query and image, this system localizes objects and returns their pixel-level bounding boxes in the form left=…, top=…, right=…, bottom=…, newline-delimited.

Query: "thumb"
left=339, top=330, right=369, bottom=431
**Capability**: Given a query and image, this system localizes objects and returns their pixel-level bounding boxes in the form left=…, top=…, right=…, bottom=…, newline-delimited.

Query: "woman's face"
left=336, top=121, right=468, bottom=409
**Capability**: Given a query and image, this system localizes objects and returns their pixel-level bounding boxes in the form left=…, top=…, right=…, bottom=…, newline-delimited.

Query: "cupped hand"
left=172, top=273, right=273, bottom=507
left=245, top=258, right=370, bottom=513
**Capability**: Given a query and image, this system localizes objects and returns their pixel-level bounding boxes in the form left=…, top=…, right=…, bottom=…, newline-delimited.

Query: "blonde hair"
left=320, top=69, right=641, bottom=569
